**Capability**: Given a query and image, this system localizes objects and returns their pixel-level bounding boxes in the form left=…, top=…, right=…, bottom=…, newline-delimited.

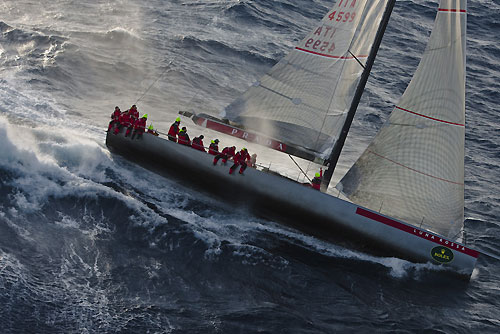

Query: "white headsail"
left=339, top=0, right=467, bottom=240
left=223, top=0, right=390, bottom=160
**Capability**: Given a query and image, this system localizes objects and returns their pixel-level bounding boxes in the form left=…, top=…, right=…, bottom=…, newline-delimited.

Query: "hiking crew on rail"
left=110, top=111, right=259, bottom=175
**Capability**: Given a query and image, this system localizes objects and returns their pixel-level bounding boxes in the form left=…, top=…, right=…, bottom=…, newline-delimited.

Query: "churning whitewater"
left=1, top=0, right=499, bottom=333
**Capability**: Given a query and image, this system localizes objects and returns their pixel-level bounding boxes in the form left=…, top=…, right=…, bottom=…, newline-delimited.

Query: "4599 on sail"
left=328, top=10, right=356, bottom=23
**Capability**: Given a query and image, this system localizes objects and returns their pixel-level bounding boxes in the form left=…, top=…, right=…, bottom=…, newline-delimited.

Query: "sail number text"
left=305, top=38, right=335, bottom=53
left=298, top=0, right=358, bottom=56
left=328, top=11, right=356, bottom=23
left=304, top=24, right=338, bottom=53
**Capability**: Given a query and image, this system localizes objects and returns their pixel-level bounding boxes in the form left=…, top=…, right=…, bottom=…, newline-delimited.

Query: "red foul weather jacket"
left=111, top=109, right=121, bottom=121
left=178, top=131, right=191, bottom=146
left=129, top=109, right=139, bottom=121
left=233, top=151, right=250, bottom=165
left=311, top=169, right=323, bottom=190
left=119, top=112, right=131, bottom=127
left=168, top=122, right=180, bottom=141
left=208, top=143, right=219, bottom=155
left=192, top=137, right=206, bottom=152
left=221, top=146, right=236, bottom=159
left=134, top=117, right=147, bottom=132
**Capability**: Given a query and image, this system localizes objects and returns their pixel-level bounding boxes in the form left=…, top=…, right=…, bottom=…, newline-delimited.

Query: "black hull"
left=105, top=130, right=479, bottom=278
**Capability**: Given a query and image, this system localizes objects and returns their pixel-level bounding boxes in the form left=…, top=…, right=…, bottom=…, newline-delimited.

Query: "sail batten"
left=340, top=0, right=467, bottom=240
left=395, top=106, right=465, bottom=127
left=366, top=150, right=464, bottom=186
left=295, top=47, right=369, bottom=59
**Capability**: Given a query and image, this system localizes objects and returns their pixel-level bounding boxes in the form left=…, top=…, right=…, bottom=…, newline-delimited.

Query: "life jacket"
left=208, top=143, right=219, bottom=155
left=192, top=137, right=206, bottom=152
left=168, top=122, right=180, bottom=138
left=178, top=131, right=191, bottom=145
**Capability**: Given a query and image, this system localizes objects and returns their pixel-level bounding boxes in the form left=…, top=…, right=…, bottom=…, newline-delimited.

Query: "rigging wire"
left=303, top=48, right=362, bottom=180
left=134, top=58, right=175, bottom=105
left=300, top=49, right=367, bottom=185
left=183, top=90, right=202, bottom=113
left=289, top=155, right=312, bottom=183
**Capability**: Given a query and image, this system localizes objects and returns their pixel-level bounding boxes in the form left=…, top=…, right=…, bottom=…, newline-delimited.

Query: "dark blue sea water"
left=1, top=0, right=499, bottom=333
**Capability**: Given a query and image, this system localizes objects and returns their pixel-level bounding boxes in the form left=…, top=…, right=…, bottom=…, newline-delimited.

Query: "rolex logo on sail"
left=431, top=246, right=454, bottom=264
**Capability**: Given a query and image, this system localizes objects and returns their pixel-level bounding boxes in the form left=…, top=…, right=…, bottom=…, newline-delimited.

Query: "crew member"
left=192, top=135, right=206, bottom=152
left=311, top=168, right=323, bottom=190
left=168, top=117, right=181, bottom=142
left=178, top=127, right=191, bottom=146
left=208, top=139, right=219, bottom=155
left=131, top=114, right=148, bottom=139
left=128, top=105, right=139, bottom=123
left=114, top=110, right=131, bottom=135
left=247, top=153, right=257, bottom=168
left=229, top=148, right=250, bottom=175
left=147, top=124, right=159, bottom=136
left=108, top=106, right=121, bottom=131
left=213, top=145, right=236, bottom=165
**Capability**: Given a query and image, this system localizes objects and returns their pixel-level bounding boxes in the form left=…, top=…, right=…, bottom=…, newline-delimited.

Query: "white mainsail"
left=339, top=0, right=467, bottom=240
left=223, top=0, right=390, bottom=159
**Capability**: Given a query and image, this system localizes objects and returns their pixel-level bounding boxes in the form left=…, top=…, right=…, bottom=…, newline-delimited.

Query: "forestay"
left=222, top=0, right=390, bottom=160
left=339, top=0, right=467, bottom=240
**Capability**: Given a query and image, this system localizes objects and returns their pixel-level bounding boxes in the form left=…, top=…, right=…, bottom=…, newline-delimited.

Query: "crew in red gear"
left=114, top=111, right=131, bottom=135
left=311, top=168, right=323, bottom=190
left=192, top=135, right=206, bottom=152
left=208, top=139, right=219, bottom=155
left=125, top=119, right=134, bottom=137
left=213, top=146, right=236, bottom=165
left=229, top=148, right=251, bottom=175
left=131, top=114, right=148, bottom=139
left=108, top=106, right=121, bottom=131
left=168, top=117, right=181, bottom=142
left=178, top=127, right=191, bottom=146
left=128, top=105, right=139, bottom=123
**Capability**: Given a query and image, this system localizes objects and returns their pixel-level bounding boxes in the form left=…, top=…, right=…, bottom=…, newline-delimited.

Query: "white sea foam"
left=105, top=27, right=141, bottom=41
left=245, top=220, right=449, bottom=279
left=0, top=115, right=168, bottom=229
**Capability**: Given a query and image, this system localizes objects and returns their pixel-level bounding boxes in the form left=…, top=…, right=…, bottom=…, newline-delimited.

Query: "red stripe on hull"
left=356, top=207, right=479, bottom=258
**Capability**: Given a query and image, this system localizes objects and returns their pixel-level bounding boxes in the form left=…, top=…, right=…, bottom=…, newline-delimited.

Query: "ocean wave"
left=177, top=34, right=276, bottom=67
left=223, top=0, right=321, bottom=32
left=1, top=0, right=500, bottom=332
left=70, top=26, right=143, bottom=46
left=0, top=24, right=66, bottom=73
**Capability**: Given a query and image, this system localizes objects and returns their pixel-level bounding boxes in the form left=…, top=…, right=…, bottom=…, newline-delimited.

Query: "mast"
left=321, top=0, right=397, bottom=192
